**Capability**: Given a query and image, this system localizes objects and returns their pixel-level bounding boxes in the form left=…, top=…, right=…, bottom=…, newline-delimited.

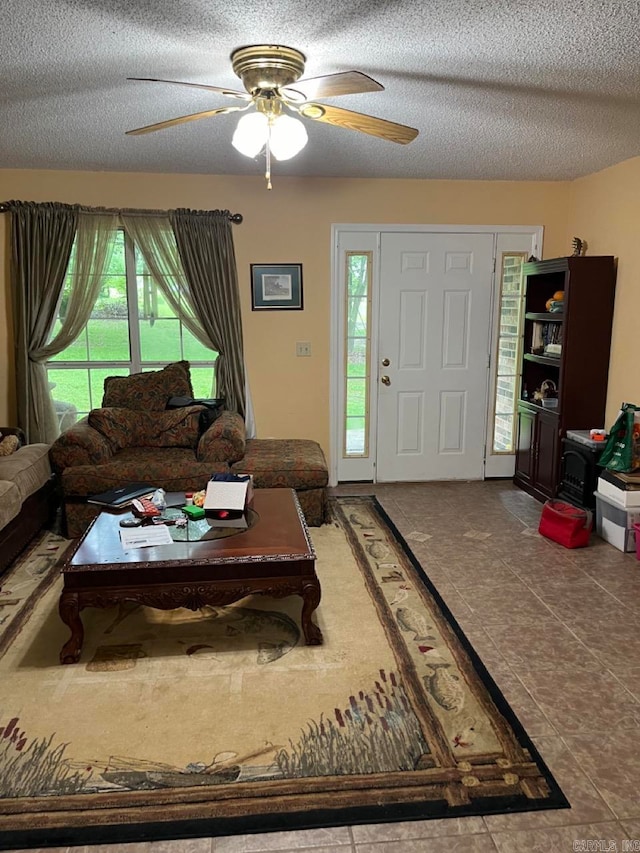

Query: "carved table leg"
left=59, top=592, right=84, bottom=664
left=300, top=578, right=323, bottom=645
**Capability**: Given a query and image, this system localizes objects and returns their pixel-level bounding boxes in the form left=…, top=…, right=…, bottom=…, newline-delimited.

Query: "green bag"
left=599, top=403, right=640, bottom=472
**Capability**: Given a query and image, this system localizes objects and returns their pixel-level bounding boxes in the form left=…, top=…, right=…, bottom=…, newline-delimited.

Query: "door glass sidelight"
left=491, top=252, right=527, bottom=453
left=343, top=252, right=372, bottom=457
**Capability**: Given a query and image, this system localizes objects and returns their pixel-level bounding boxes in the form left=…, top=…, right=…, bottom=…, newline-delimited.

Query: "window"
left=343, top=252, right=372, bottom=457
left=47, top=229, right=217, bottom=427
left=491, top=252, right=527, bottom=453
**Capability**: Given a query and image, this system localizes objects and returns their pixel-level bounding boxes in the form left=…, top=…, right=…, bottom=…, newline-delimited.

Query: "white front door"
left=376, top=232, right=494, bottom=481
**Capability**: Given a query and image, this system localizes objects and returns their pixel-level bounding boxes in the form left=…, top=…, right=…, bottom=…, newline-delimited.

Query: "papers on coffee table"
left=119, top=524, right=173, bottom=550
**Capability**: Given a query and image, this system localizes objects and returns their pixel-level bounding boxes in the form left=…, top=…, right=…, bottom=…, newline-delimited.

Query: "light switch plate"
left=296, top=341, right=311, bottom=357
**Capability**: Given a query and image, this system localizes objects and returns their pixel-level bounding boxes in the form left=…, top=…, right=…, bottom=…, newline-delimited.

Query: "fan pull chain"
left=265, top=121, right=273, bottom=190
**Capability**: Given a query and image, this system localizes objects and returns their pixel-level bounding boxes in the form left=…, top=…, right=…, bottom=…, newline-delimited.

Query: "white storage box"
left=594, top=490, right=640, bottom=552
left=597, top=475, right=640, bottom=508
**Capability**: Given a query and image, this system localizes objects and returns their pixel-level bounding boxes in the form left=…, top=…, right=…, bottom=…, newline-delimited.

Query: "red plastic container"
left=538, top=499, right=592, bottom=548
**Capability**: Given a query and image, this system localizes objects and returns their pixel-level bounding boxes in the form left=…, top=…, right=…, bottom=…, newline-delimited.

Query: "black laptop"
left=87, top=483, right=156, bottom=507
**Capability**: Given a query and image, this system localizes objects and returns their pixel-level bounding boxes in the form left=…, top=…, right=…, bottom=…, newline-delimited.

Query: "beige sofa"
left=0, top=428, right=56, bottom=575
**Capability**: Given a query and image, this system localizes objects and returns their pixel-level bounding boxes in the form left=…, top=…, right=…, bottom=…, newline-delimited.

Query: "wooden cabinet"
left=513, top=256, right=616, bottom=502
left=514, top=404, right=536, bottom=486
left=515, top=403, right=560, bottom=499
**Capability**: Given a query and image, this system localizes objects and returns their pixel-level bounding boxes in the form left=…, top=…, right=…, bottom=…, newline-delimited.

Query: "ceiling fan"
left=126, top=44, right=419, bottom=187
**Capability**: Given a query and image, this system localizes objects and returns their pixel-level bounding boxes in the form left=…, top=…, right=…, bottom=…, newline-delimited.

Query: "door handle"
left=381, top=375, right=391, bottom=386
left=381, top=358, right=390, bottom=367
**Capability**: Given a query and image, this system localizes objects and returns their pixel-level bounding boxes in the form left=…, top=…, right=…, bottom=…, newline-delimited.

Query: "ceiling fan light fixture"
left=231, top=111, right=268, bottom=157
left=269, top=115, right=308, bottom=161
left=126, top=44, right=417, bottom=188
left=232, top=111, right=307, bottom=164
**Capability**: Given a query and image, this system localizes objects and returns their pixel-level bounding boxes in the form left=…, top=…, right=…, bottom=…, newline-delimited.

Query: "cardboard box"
left=204, top=475, right=254, bottom=517
left=597, top=470, right=640, bottom=508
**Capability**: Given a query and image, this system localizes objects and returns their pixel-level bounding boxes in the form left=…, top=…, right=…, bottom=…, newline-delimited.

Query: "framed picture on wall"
left=250, top=263, right=303, bottom=310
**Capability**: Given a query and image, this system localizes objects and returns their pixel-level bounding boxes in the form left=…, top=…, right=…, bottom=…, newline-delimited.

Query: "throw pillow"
left=143, top=407, right=203, bottom=448
left=0, top=435, right=20, bottom=456
left=101, top=361, right=193, bottom=411
left=89, top=408, right=142, bottom=450
left=89, top=406, right=203, bottom=450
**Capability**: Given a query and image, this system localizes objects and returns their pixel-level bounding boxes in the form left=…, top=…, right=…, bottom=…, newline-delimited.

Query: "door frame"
left=330, top=224, right=543, bottom=487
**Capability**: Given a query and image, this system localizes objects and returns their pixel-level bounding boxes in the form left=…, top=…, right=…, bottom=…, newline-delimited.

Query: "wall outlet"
left=296, top=341, right=311, bottom=357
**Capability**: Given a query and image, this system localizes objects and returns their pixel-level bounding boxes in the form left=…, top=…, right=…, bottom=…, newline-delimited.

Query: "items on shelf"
left=533, top=379, right=558, bottom=406
left=544, top=322, right=562, bottom=354
left=531, top=322, right=544, bottom=355
left=571, top=237, right=586, bottom=257
left=545, top=290, right=564, bottom=312
left=530, top=320, right=563, bottom=356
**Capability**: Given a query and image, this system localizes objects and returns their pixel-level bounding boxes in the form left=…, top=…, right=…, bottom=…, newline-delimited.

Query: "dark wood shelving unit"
left=514, top=255, right=616, bottom=503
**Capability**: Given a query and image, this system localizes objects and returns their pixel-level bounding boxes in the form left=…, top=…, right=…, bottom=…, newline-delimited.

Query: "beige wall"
left=564, top=157, right=640, bottom=427
left=0, top=168, right=572, bottom=456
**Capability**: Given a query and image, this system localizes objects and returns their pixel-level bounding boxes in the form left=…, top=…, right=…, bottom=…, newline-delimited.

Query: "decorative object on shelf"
left=545, top=290, right=564, bottom=312
left=527, top=254, right=538, bottom=262
left=571, top=237, right=587, bottom=256
left=533, top=379, right=558, bottom=406
left=541, top=379, right=558, bottom=397
left=544, top=343, right=562, bottom=357
left=250, top=263, right=303, bottom=310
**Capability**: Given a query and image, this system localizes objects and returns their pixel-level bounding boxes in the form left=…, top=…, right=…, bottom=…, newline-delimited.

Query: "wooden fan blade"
left=126, top=105, right=245, bottom=136
left=281, top=71, right=383, bottom=101
left=299, top=102, right=418, bottom=144
left=127, top=77, right=251, bottom=101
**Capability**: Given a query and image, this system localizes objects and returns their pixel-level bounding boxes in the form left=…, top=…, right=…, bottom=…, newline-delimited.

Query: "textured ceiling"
left=1, top=0, right=640, bottom=182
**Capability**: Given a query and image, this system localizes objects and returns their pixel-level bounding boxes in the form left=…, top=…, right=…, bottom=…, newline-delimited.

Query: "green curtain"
left=119, top=214, right=214, bottom=350
left=170, top=209, right=246, bottom=417
left=39, top=213, right=119, bottom=362
left=8, top=201, right=77, bottom=443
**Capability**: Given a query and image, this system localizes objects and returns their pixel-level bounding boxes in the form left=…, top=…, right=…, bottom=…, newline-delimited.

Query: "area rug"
left=0, top=497, right=567, bottom=849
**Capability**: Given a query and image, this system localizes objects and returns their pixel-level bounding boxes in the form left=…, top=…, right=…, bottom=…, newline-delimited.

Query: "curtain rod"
left=0, top=202, right=243, bottom=223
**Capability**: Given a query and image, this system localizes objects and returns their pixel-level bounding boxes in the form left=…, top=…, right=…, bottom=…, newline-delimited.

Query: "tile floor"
left=11, top=481, right=640, bottom=853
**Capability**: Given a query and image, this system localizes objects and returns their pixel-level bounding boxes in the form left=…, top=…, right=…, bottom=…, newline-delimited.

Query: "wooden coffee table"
left=58, top=488, right=322, bottom=664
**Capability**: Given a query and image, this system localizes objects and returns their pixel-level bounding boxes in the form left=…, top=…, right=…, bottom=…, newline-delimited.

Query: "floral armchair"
left=49, top=362, right=244, bottom=537
left=50, top=361, right=329, bottom=537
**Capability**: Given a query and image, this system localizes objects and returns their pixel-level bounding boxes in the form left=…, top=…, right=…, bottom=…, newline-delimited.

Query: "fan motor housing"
left=231, top=45, right=306, bottom=94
